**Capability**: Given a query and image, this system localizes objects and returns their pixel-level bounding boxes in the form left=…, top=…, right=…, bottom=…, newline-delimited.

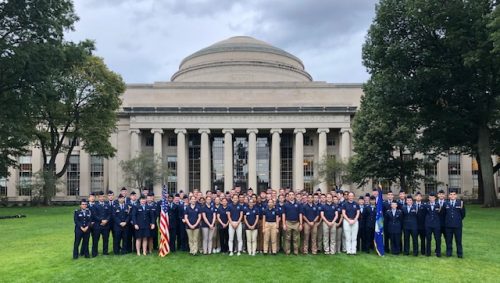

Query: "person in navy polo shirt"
left=217, top=197, right=230, bottom=253
left=244, top=198, right=259, bottom=256
left=201, top=196, right=216, bottom=255
left=262, top=199, right=280, bottom=255
left=342, top=192, right=360, bottom=255
left=227, top=194, right=243, bottom=256
left=320, top=193, right=338, bottom=255
left=184, top=196, right=202, bottom=256
left=282, top=191, right=303, bottom=255
left=301, top=194, right=319, bottom=255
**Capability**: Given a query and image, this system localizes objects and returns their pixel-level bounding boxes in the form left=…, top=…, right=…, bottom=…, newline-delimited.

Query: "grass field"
left=0, top=205, right=499, bottom=283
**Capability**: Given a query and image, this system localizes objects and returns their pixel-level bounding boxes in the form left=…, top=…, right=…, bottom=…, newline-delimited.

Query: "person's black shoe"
left=458, top=255, right=463, bottom=258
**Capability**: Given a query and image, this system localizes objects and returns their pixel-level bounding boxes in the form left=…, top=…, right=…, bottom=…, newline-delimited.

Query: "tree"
left=31, top=44, right=125, bottom=204
left=120, top=152, right=170, bottom=194
left=363, top=0, right=499, bottom=206
left=0, top=0, right=78, bottom=176
left=349, top=77, right=424, bottom=193
left=317, top=154, right=347, bottom=190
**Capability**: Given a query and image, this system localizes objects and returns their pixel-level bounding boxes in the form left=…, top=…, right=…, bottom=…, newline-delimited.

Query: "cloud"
left=66, top=0, right=376, bottom=83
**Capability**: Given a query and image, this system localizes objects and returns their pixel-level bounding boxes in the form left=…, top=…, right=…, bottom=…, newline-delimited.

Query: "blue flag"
left=374, top=188, right=385, bottom=256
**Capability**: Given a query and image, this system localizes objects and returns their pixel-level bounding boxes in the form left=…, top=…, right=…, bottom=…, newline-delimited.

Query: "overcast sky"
left=65, top=0, right=378, bottom=84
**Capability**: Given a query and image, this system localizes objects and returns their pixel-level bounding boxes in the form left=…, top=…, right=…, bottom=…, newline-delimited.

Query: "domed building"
left=3, top=36, right=495, bottom=201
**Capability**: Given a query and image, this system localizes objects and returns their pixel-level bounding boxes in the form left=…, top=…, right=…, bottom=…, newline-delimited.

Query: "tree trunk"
left=477, top=125, right=497, bottom=207
left=476, top=153, right=484, bottom=203
left=42, top=165, right=57, bottom=205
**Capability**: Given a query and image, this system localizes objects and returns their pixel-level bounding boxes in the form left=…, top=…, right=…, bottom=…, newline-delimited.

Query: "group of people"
left=73, top=186, right=466, bottom=259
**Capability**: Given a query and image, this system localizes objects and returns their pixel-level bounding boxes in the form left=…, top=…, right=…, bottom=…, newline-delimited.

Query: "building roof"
left=171, top=36, right=313, bottom=82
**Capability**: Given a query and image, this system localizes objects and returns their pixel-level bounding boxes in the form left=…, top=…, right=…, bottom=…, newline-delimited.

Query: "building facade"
left=2, top=36, right=499, bottom=201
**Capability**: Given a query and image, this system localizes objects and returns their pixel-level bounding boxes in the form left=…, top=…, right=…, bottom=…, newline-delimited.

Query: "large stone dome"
left=171, top=36, right=313, bottom=82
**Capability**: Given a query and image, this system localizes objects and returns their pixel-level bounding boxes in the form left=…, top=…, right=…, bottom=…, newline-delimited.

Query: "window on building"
left=0, top=174, right=7, bottom=196
left=303, top=156, right=314, bottom=193
left=211, top=137, right=224, bottom=191
left=424, top=156, right=438, bottom=194
left=146, top=136, right=154, bottom=147
left=280, top=134, right=293, bottom=189
left=327, top=137, right=335, bottom=146
left=67, top=155, right=80, bottom=196
left=189, top=134, right=201, bottom=191
left=304, top=135, right=313, bottom=146
left=167, top=156, right=177, bottom=194
left=68, top=137, right=79, bottom=147
left=472, top=158, right=479, bottom=189
left=90, top=156, right=104, bottom=193
left=19, top=156, right=32, bottom=196
left=233, top=137, right=248, bottom=190
left=448, top=153, right=461, bottom=194
left=168, top=137, right=177, bottom=147
left=256, top=137, right=270, bottom=193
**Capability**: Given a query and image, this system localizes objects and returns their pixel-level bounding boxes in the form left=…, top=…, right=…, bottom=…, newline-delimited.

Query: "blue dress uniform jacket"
left=73, top=209, right=92, bottom=258
left=423, top=202, right=442, bottom=256
left=132, top=205, right=155, bottom=238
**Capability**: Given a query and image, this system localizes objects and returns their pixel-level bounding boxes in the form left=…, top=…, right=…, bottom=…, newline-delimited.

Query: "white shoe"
left=237, top=252, right=241, bottom=256
left=229, top=252, right=233, bottom=256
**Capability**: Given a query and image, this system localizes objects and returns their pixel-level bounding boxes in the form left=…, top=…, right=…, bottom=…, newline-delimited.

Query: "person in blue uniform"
left=227, top=194, right=244, bottom=256
left=414, top=192, right=426, bottom=255
left=364, top=196, right=377, bottom=253
left=385, top=201, right=402, bottom=255
left=201, top=195, right=216, bottom=255
left=217, top=197, right=230, bottom=253
left=262, top=199, right=280, bottom=255
left=73, top=199, right=91, bottom=259
left=444, top=189, right=466, bottom=258
left=424, top=192, right=442, bottom=257
left=92, top=191, right=112, bottom=257
left=437, top=189, right=447, bottom=241
left=168, top=194, right=180, bottom=252
left=383, top=190, right=394, bottom=253
left=342, top=192, right=360, bottom=255
left=320, top=194, right=338, bottom=255
left=112, top=194, right=130, bottom=255
left=178, top=195, right=189, bottom=252
left=356, top=196, right=366, bottom=253
left=107, top=190, right=117, bottom=252
left=145, top=192, right=159, bottom=253
left=132, top=196, right=155, bottom=256
left=126, top=191, right=138, bottom=253
left=86, top=193, right=97, bottom=257
left=402, top=195, right=418, bottom=256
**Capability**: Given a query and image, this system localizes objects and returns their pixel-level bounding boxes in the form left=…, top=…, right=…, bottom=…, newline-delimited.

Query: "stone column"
left=129, top=129, right=141, bottom=159
left=247, top=129, right=258, bottom=190
left=340, top=128, right=352, bottom=162
left=270, top=128, right=282, bottom=190
left=175, top=129, right=187, bottom=193
left=199, top=129, right=211, bottom=191
left=222, top=129, right=234, bottom=192
left=79, top=148, right=90, bottom=197
left=151, top=128, right=164, bottom=196
left=317, top=128, right=330, bottom=192
left=294, top=129, right=306, bottom=191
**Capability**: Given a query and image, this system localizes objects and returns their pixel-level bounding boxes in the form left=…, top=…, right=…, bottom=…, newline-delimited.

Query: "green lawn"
left=0, top=205, right=499, bottom=283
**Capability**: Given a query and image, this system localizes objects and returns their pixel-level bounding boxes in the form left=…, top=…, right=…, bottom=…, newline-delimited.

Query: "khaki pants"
left=317, top=220, right=323, bottom=252
left=246, top=229, right=258, bottom=255
left=228, top=223, right=242, bottom=252
left=263, top=222, right=278, bottom=254
left=212, top=224, right=220, bottom=250
left=322, top=222, right=337, bottom=254
left=201, top=227, right=214, bottom=254
left=336, top=224, right=343, bottom=253
left=257, top=220, right=264, bottom=252
left=303, top=222, right=318, bottom=254
left=285, top=220, right=300, bottom=255
left=186, top=228, right=200, bottom=255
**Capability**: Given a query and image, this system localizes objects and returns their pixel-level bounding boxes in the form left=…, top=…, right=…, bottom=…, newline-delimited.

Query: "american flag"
left=159, top=184, right=170, bottom=257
